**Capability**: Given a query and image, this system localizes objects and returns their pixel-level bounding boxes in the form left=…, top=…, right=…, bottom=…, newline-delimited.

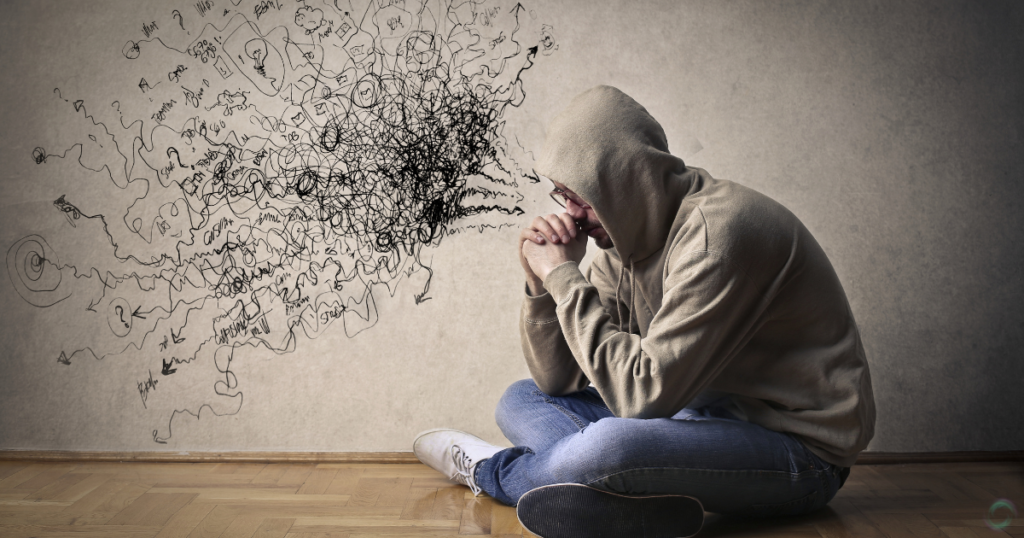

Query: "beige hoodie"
left=521, top=86, right=875, bottom=468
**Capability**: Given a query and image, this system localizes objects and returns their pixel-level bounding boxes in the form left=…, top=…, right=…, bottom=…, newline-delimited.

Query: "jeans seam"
left=584, top=466, right=823, bottom=486
left=535, top=390, right=589, bottom=431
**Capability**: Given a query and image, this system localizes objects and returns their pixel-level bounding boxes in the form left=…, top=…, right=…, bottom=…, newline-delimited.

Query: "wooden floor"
left=0, top=460, right=1020, bottom=537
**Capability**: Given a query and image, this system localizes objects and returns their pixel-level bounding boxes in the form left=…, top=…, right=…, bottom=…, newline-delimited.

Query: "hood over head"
left=536, top=85, right=691, bottom=263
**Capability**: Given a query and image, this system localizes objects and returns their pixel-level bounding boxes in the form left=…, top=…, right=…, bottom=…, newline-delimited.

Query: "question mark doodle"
left=108, top=298, right=132, bottom=337
left=167, top=147, right=191, bottom=169
left=172, top=10, right=185, bottom=31
left=114, top=306, right=129, bottom=328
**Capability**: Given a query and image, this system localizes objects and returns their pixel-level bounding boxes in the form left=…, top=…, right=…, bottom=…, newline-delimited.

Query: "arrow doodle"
left=15, top=0, right=557, bottom=445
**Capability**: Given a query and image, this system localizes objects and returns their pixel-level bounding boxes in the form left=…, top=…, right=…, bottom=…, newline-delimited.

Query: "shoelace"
left=450, top=445, right=482, bottom=495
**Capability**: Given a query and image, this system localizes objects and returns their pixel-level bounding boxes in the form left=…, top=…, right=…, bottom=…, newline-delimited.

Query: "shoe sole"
left=517, top=483, right=703, bottom=538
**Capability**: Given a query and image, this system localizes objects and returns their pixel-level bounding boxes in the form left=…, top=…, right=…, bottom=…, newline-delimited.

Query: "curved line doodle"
left=6, top=235, right=73, bottom=307
left=11, top=0, right=556, bottom=444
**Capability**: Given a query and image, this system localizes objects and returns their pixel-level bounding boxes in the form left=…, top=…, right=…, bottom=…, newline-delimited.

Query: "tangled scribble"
left=10, top=0, right=553, bottom=443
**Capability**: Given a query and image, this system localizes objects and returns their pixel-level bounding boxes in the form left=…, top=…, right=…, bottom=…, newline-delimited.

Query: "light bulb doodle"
left=15, top=0, right=558, bottom=445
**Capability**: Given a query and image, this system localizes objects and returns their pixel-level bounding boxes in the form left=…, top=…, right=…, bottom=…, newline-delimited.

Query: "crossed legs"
left=473, top=379, right=846, bottom=517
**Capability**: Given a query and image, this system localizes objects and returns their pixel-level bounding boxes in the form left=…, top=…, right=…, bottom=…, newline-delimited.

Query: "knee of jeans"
left=495, top=379, right=541, bottom=434
left=576, top=418, right=645, bottom=464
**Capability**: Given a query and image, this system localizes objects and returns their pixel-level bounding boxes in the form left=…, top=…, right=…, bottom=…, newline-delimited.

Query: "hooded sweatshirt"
left=521, top=86, right=875, bottom=468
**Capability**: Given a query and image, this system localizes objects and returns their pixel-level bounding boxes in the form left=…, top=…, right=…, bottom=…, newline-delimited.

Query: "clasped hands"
left=519, top=212, right=588, bottom=295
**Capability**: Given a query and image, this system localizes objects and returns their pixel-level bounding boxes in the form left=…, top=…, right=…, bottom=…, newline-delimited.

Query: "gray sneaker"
left=412, top=428, right=502, bottom=496
left=517, top=483, right=704, bottom=538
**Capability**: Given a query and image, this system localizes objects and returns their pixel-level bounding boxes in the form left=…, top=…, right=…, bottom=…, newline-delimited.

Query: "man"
left=414, top=86, right=876, bottom=538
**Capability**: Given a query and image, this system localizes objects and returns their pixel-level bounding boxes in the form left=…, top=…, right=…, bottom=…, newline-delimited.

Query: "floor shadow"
left=697, top=505, right=842, bottom=536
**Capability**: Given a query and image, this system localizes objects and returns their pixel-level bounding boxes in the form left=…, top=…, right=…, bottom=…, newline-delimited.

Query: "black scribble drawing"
left=9, top=0, right=555, bottom=444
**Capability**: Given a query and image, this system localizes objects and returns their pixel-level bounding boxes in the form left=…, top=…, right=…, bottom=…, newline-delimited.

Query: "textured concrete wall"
left=522, top=0, right=1024, bottom=452
left=0, top=0, right=1021, bottom=453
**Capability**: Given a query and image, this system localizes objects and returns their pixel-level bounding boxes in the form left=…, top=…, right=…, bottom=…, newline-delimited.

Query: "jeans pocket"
left=746, top=488, right=820, bottom=518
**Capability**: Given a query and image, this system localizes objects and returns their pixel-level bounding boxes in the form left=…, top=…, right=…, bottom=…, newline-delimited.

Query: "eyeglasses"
left=536, top=171, right=590, bottom=209
left=549, top=186, right=591, bottom=209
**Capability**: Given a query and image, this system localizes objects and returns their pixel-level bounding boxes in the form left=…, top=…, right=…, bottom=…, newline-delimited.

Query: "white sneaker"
left=413, top=428, right=503, bottom=496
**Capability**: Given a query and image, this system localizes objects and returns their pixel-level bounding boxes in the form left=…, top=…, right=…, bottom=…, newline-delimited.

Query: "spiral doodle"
left=6, top=235, right=72, bottom=307
left=19, top=0, right=554, bottom=445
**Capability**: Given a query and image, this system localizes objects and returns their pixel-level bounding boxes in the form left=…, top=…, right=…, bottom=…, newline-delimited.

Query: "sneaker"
left=412, top=428, right=503, bottom=496
left=517, top=483, right=704, bottom=538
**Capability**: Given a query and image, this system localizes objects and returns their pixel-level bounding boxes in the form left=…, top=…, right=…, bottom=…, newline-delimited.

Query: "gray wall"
left=0, top=0, right=1021, bottom=453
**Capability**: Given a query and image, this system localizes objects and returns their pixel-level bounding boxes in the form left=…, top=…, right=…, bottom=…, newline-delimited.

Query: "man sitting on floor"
left=413, top=85, right=876, bottom=538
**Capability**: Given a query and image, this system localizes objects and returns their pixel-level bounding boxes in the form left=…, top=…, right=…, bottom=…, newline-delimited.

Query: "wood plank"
left=428, top=487, right=463, bottom=521
left=0, top=500, right=73, bottom=511
left=191, top=504, right=401, bottom=520
left=286, top=533, right=352, bottom=538
left=374, top=479, right=413, bottom=508
left=0, top=463, right=28, bottom=482
left=324, top=469, right=364, bottom=496
left=0, top=465, right=47, bottom=491
left=940, top=527, right=1011, bottom=537
left=219, top=513, right=267, bottom=538
left=11, top=464, right=76, bottom=493
left=277, top=465, right=316, bottom=489
left=150, top=475, right=265, bottom=488
left=399, top=488, right=436, bottom=520
left=137, top=493, right=197, bottom=527
left=490, top=502, right=522, bottom=536
left=289, top=517, right=460, bottom=533
left=0, top=460, right=1019, bottom=538
left=347, top=479, right=391, bottom=509
left=149, top=487, right=350, bottom=505
left=48, top=473, right=113, bottom=503
left=863, top=510, right=935, bottom=538
left=0, top=451, right=420, bottom=464
left=253, top=517, right=295, bottom=538
left=152, top=502, right=215, bottom=538
left=891, top=512, right=946, bottom=537
left=62, top=479, right=136, bottom=522
left=458, top=497, right=491, bottom=535
left=899, top=463, right=1024, bottom=474
left=25, top=472, right=90, bottom=501
left=93, top=482, right=153, bottom=521
left=108, top=492, right=177, bottom=525
left=853, top=466, right=902, bottom=491
left=959, top=472, right=1024, bottom=498
left=298, top=468, right=339, bottom=495
left=252, top=464, right=291, bottom=486
left=186, top=504, right=236, bottom=538
left=857, top=452, right=1024, bottom=465
left=0, top=523, right=161, bottom=537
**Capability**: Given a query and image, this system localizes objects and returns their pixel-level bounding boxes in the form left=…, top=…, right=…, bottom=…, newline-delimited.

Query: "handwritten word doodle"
left=10, top=0, right=556, bottom=444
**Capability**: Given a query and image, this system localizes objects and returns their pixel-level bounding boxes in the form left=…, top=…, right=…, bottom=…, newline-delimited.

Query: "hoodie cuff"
left=522, top=283, right=558, bottom=323
left=543, top=261, right=589, bottom=305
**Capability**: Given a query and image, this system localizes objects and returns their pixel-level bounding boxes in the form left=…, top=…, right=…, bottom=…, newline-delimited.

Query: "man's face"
left=550, top=181, right=613, bottom=250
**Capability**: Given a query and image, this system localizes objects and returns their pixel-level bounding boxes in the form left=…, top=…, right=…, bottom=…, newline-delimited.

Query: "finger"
left=543, top=214, right=571, bottom=244
left=564, top=198, right=587, bottom=220
left=557, top=212, right=577, bottom=239
left=532, top=216, right=559, bottom=243
left=520, top=226, right=545, bottom=245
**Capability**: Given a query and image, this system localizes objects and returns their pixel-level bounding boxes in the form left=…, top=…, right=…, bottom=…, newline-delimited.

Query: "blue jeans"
left=474, top=379, right=848, bottom=516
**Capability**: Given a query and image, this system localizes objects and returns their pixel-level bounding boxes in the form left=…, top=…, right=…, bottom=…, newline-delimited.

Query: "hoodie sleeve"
left=519, top=286, right=591, bottom=395
left=541, top=250, right=763, bottom=419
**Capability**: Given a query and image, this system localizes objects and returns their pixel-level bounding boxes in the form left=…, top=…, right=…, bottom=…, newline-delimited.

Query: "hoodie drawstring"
left=628, top=258, right=636, bottom=335
left=614, top=263, right=625, bottom=333
left=614, top=257, right=637, bottom=335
